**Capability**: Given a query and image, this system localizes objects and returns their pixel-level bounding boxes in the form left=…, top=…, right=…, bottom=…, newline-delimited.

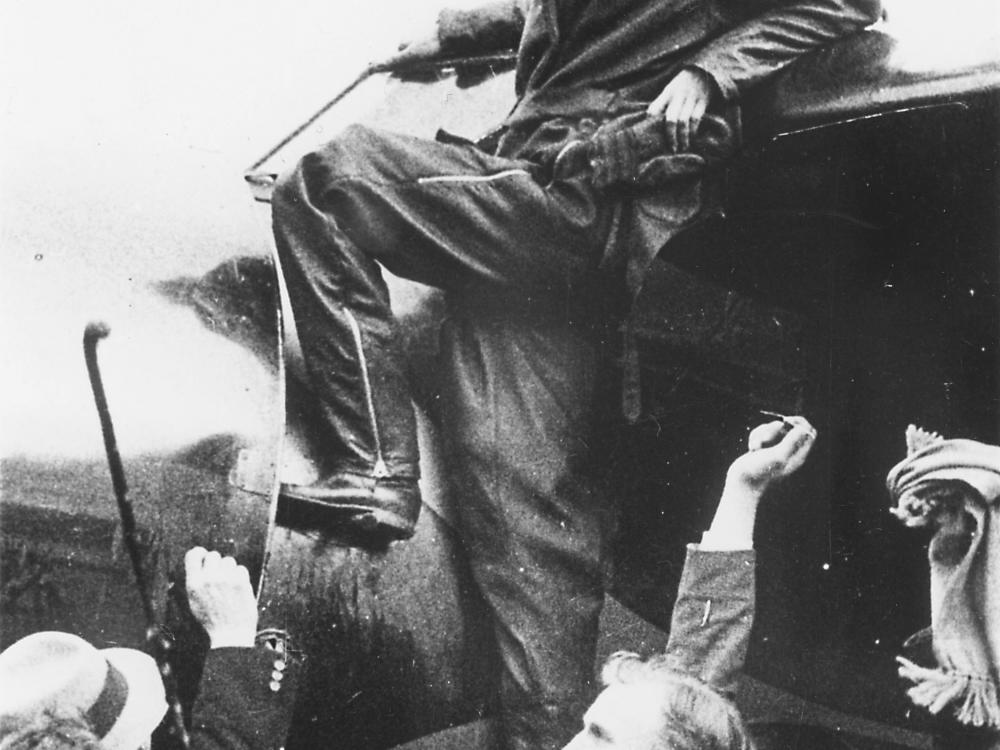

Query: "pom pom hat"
left=887, top=426, right=1000, bottom=730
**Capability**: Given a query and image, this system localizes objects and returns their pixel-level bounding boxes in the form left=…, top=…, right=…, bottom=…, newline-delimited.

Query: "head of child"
left=562, top=651, right=754, bottom=750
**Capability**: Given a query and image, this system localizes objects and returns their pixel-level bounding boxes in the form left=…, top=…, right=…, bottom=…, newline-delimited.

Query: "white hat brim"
left=98, top=648, right=168, bottom=750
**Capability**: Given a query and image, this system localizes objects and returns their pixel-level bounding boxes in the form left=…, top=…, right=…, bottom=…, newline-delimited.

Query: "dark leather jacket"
left=437, top=0, right=881, bottom=418
left=438, top=0, right=883, bottom=241
left=440, top=0, right=882, bottom=132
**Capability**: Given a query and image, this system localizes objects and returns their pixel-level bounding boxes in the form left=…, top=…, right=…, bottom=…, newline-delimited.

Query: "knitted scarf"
left=886, top=425, right=1000, bottom=730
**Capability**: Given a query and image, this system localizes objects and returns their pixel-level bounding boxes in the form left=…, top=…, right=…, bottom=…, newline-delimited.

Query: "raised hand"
left=726, top=416, right=817, bottom=496
left=185, top=547, right=258, bottom=649
left=702, top=416, right=817, bottom=550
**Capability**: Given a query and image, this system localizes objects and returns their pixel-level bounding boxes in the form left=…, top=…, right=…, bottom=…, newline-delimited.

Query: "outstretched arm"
left=702, top=416, right=817, bottom=551
left=650, top=0, right=881, bottom=151
left=185, top=548, right=299, bottom=750
left=663, top=417, right=817, bottom=697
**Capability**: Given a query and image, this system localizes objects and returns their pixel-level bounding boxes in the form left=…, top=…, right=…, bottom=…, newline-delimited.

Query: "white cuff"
left=697, top=529, right=753, bottom=552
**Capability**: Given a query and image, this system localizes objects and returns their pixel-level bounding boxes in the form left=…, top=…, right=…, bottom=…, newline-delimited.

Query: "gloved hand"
left=551, top=112, right=737, bottom=190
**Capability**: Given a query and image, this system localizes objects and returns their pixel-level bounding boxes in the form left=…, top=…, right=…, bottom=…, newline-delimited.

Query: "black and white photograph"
left=2, top=1, right=999, bottom=748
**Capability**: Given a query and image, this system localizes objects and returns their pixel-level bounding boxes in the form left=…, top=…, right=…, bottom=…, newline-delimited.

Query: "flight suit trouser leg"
left=438, top=304, right=617, bottom=750
left=271, top=124, right=610, bottom=537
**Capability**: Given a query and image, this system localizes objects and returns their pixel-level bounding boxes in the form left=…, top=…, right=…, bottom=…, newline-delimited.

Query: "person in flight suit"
left=271, top=2, right=880, bottom=746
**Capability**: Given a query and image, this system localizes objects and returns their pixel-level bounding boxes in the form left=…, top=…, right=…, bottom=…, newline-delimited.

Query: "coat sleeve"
left=685, top=0, right=882, bottom=101
left=437, top=0, right=529, bottom=56
left=663, top=545, right=756, bottom=699
left=189, top=647, right=299, bottom=750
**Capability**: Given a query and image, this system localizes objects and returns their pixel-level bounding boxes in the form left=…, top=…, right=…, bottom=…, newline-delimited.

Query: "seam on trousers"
left=417, top=169, right=532, bottom=185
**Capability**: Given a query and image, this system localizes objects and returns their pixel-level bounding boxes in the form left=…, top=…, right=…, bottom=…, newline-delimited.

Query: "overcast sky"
left=1, top=0, right=457, bottom=280
left=0, top=0, right=996, bottom=458
left=0, top=0, right=464, bottom=457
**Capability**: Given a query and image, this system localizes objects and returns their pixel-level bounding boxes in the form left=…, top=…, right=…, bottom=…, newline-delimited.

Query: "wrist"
left=702, top=485, right=761, bottom=550
left=717, top=482, right=764, bottom=513
left=207, top=627, right=256, bottom=649
left=683, top=62, right=734, bottom=102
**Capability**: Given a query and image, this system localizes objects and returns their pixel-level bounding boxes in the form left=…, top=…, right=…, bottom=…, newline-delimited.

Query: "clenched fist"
left=185, top=547, right=258, bottom=649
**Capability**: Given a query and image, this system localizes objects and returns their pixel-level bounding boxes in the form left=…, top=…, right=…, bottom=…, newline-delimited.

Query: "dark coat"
left=189, top=646, right=298, bottom=750
left=664, top=545, right=756, bottom=699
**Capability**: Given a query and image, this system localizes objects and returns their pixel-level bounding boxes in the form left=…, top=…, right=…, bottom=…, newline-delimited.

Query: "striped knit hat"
left=887, top=426, right=1000, bottom=730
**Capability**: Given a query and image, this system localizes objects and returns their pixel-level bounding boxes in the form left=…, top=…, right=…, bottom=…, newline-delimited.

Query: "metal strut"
left=244, top=53, right=518, bottom=175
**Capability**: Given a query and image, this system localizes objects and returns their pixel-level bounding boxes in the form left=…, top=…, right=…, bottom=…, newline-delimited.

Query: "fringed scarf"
left=886, top=425, right=1000, bottom=730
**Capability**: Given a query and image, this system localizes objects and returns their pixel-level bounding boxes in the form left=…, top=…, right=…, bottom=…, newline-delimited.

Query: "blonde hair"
left=0, top=712, right=101, bottom=750
left=600, top=651, right=755, bottom=750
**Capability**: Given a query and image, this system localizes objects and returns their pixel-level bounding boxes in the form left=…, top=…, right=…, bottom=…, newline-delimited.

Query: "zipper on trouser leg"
left=343, top=307, right=389, bottom=479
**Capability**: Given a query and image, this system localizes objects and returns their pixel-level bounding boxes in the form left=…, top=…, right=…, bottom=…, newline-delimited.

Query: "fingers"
left=185, top=546, right=207, bottom=588
left=185, top=547, right=249, bottom=588
left=750, top=416, right=816, bottom=447
left=185, top=546, right=208, bottom=569
left=775, top=424, right=817, bottom=476
left=183, top=547, right=257, bottom=648
left=665, top=92, right=706, bottom=153
left=665, top=96, right=683, bottom=153
left=780, top=417, right=818, bottom=463
left=783, top=415, right=816, bottom=435
left=759, top=417, right=817, bottom=477
left=646, top=85, right=669, bottom=118
left=721, top=416, right=817, bottom=504
left=748, top=420, right=788, bottom=451
left=659, top=80, right=688, bottom=153
left=647, top=69, right=712, bottom=153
